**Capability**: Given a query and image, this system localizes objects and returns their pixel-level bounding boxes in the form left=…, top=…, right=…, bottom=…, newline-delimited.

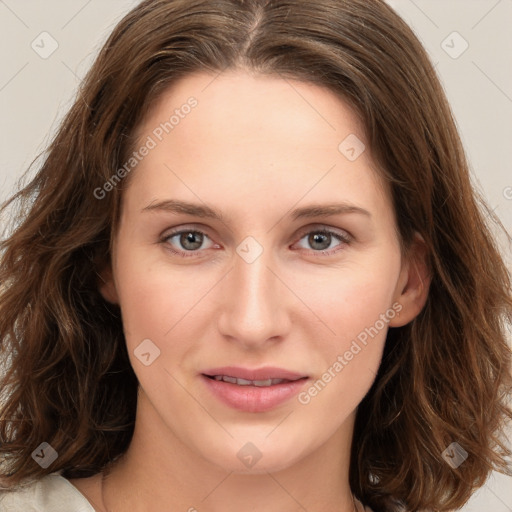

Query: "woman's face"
left=103, top=70, right=420, bottom=474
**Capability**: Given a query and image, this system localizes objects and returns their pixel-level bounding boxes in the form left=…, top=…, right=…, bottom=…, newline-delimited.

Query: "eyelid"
left=294, top=223, right=352, bottom=241
left=161, top=223, right=213, bottom=239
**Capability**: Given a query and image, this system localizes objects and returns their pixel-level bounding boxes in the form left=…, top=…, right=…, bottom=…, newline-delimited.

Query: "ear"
left=97, top=261, right=119, bottom=305
left=389, top=233, right=431, bottom=327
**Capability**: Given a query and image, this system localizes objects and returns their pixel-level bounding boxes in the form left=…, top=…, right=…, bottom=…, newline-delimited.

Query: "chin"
left=199, top=434, right=312, bottom=475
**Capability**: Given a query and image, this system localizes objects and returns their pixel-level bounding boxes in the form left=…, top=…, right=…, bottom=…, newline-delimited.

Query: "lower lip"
left=201, top=375, right=309, bottom=412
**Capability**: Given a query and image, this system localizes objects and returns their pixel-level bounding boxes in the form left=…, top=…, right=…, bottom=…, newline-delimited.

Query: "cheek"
left=290, top=258, right=400, bottom=401
left=113, top=248, right=209, bottom=351
left=289, top=258, right=399, bottom=341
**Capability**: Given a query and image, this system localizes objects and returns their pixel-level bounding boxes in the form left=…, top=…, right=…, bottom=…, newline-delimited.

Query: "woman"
left=0, top=1, right=511, bottom=511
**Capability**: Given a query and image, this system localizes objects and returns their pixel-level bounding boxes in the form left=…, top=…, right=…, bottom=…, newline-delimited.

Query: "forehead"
left=124, top=70, right=391, bottom=227
left=138, top=70, right=367, bottom=153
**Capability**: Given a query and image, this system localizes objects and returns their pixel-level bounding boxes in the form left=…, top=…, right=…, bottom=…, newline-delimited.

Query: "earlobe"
left=97, top=263, right=119, bottom=304
left=389, top=233, right=431, bottom=327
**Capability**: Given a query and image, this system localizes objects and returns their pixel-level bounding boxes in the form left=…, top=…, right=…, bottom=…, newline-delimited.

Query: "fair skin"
left=70, top=70, right=430, bottom=512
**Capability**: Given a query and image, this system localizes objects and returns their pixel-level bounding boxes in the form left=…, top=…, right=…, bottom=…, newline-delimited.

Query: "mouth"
left=202, top=374, right=306, bottom=387
left=200, top=366, right=309, bottom=412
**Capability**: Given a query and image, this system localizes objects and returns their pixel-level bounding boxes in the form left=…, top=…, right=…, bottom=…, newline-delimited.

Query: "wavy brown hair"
left=1, top=0, right=511, bottom=510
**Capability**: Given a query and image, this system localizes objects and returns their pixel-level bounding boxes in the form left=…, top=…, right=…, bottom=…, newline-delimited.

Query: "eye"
left=161, top=226, right=351, bottom=258
left=162, top=228, right=217, bottom=257
left=293, top=228, right=351, bottom=255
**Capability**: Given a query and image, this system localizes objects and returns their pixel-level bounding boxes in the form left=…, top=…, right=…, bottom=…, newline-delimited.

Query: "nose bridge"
left=217, top=242, right=290, bottom=346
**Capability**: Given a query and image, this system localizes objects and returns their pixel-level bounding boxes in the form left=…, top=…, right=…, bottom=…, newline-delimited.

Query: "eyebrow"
left=141, top=199, right=372, bottom=221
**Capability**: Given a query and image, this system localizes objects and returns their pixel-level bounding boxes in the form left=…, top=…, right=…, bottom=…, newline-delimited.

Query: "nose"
left=216, top=245, right=292, bottom=350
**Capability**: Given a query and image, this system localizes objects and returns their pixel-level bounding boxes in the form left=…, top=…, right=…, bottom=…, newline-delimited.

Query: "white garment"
left=0, top=472, right=95, bottom=512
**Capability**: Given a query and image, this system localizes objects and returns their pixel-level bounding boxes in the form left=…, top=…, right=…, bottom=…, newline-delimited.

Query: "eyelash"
left=160, top=226, right=352, bottom=258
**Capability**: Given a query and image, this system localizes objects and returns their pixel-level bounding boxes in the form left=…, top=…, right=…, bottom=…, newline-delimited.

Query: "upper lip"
left=202, top=366, right=307, bottom=381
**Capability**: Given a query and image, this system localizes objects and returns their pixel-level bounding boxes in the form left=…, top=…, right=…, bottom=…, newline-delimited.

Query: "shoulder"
left=0, top=472, right=95, bottom=512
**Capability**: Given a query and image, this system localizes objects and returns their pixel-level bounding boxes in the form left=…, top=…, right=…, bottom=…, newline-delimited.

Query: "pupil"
left=309, top=232, right=330, bottom=250
left=181, top=232, right=202, bottom=250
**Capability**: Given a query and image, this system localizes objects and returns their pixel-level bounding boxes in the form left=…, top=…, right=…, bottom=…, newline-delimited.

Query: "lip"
left=201, top=366, right=309, bottom=413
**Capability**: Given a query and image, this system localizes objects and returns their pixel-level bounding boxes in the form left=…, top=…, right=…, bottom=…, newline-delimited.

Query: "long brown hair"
left=1, top=1, right=511, bottom=510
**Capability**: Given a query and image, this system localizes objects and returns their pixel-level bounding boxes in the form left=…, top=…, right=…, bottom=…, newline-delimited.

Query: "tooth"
left=253, top=379, right=273, bottom=387
left=235, top=378, right=253, bottom=386
left=212, top=375, right=291, bottom=386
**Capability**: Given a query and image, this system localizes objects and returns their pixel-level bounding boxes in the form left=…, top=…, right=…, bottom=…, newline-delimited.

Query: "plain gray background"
left=0, top=1, right=511, bottom=510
